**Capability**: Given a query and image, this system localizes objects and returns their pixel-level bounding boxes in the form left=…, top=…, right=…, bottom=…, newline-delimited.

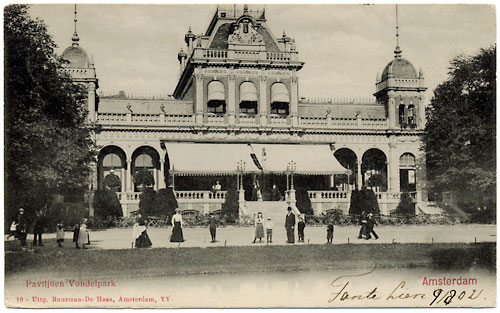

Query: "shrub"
left=367, top=174, right=385, bottom=189
left=92, top=189, right=123, bottom=220
left=134, top=169, right=155, bottom=188
left=139, top=188, right=157, bottom=217
left=349, top=187, right=380, bottom=215
left=296, top=188, right=313, bottom=215
left=222, top=187, right=239, bottom=216
left=103, top=173, right=121, bottom=189
left=395, top=192, right=416, bottom=216
left=154, top=187, right=177, bottom=217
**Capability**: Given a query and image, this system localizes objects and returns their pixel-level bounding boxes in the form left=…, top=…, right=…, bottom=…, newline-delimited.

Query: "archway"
left=97, top=146, right=126, bottom=191
left=132, top=146, right=160, bottom=191
left=333, top=148, right=357, bottom=190
left=362, top=148, right=387, bottom=191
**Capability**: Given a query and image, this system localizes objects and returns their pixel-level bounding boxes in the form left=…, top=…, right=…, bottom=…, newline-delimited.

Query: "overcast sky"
left=29, top=3, right=495, bottom=101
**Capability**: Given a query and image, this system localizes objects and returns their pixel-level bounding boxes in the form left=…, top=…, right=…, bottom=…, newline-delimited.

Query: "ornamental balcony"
left=191, top=48, right=300, bottom=65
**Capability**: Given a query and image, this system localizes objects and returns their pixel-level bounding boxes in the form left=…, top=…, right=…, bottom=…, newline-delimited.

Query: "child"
left=327, top=223, right=334, bottom=244
left=56, top=222, right=65, bottom=247
left=297, top=216, right=306, bottom=242
left=264, top=217, right=274, bottom=243
left=72, top=223, right=80, bottom=249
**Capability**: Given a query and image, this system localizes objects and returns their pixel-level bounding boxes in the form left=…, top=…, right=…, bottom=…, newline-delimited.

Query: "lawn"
left=5, top=239, right=495, bottom=280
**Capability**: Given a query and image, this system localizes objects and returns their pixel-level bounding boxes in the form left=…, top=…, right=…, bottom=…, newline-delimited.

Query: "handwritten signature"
left=328, top=264, right=484, bottom=306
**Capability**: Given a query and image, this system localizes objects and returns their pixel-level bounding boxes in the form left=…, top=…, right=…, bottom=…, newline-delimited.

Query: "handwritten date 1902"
left=429, top=288, right=483, bottom=306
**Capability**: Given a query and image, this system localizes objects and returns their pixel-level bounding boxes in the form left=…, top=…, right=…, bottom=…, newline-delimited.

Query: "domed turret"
left=61, top=45, right=89, bottom=68
left=380, top=56, right=418, bottom=81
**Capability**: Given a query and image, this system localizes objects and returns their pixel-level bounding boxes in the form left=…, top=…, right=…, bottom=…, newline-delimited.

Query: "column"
left=418, top=93, right=426, bottom=129
left=121, top=168, right=126, bottom=192
left=259, top=73, right=267, bottom=126
left=290, top=75, right=299, bottom=127
left=388, top=146, right=400, bottom=193
left=195, top=71, right=204, bottom=125
left=388, top=91, right=396, bottom=129
left=87, top=82, right=96, bottom=122
left=357, top=161, right=362, bottom=189
left=159, top=159, right=166, bottom=189
left=126, top=159, right=133, bottom=192
left=154, top=168, right=159, bottom=191
left=227, top=74, right=236, bottom=125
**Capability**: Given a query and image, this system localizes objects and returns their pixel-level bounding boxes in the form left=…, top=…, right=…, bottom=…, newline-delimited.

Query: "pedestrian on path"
left=285, top=207, right=296, bottom=244
left=73, top=223, right=80, bottom=249
left=265, top=217, right=274, bottom=243
left=170, top=208, right=184, bottom=242
left=358, top=211, right=368, bottom=239
left=327, top=223, right=334, bottom=244
left=56, top=222, right=65, bottom=247
left=253, top=212, right=265, bottom=243
left=366, top=213, right=379, bottom=240
left=297, top=216, right=306, bottom=243
left=208, top=213, right=217, bottom=243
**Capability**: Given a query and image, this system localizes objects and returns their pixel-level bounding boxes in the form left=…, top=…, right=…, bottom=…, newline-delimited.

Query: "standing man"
left=285, top=207, right=296, bottom=244
left=16, top=208, right=28, bottom=246
left=208, top=213, right=217, bottom=243
left=366, top=213, right=379, bottom=240
left=32, top=210, right=46, bottom=246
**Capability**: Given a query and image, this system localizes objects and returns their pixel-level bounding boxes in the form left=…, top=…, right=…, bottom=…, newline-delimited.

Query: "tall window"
left=207, top=80, right=226, bottom=114
left=239, top=82, right=258, bottom=114
left=398, top=104, right=406, bottom=127
left=400, top=153, right=416, bottom=192
left=270, top=83, right=289, bottom=115
left=408, top=104, right=416, bottom=127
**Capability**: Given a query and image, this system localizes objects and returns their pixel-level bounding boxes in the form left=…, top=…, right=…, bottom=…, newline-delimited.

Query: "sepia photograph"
left=3, top=2, right=496, bottom=308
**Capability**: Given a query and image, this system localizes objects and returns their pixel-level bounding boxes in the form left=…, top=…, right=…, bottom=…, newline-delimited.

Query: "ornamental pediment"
left=228, top=17, right=264, bottom=47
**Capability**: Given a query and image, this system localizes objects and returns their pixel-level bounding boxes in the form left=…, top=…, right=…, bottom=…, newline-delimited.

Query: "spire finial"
left=394, top=4, right=402, bottom=58
left=72, top=4, right=80, bottom=46
left=244, top=4, right=248, bottom=14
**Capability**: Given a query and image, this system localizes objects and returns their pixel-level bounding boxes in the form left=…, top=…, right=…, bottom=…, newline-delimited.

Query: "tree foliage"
left=103, top=173, right=121, bottom=189
left=138, top=188, right=157, bottom=217
left=92, top=189, right=123, bottom=219
left=4, top=5, right=96, bottom=221
left=424, top=46, right=496, bottom=215
left=349, top=188, right=380, bottom=215
left=222, top=187, right=239, bottom=216
left=395, top=192, right=416, bottom=216
left=295, top=188, right=313, bottom=215
left=134, top=169, right=155, bottom=187
left=153, top=187, right=178, bottom=217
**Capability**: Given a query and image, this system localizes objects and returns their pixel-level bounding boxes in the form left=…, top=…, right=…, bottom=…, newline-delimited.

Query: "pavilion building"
left=61, top=5, right=440, bottom=221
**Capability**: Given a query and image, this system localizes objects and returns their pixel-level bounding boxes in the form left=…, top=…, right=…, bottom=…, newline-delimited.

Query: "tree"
left=154, top=187, right=178, bottom=217
left=222, top=187, right=239, bottom=216
left=103, top=173, right=121, bottom=189
left=134, top=169, right=155, bottom=188
left=92, top=190, right=123, bottom=219
left=349, top=187, right=380, bottom=215
left=295, top=188, right=313, bottom=215
left=367, top=174, right=385, bottom=190
left=424, top=46, right=496, bottom=219
left=138, top=188, right=157, bottom=217
left=4, top=5, right=96, bottom=223
left=395, top=192, right=416, bottom=216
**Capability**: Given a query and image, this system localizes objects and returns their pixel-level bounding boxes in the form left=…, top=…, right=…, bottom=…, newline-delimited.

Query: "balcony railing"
left=193, top=48, right=297, bottom=63
left=97, top=112, right=391, bottom=130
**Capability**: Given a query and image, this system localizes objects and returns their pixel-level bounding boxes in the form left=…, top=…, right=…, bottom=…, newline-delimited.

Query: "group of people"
left=358, top=211, right=379, bottom=240
left=252, top=207, right=309, bottom=244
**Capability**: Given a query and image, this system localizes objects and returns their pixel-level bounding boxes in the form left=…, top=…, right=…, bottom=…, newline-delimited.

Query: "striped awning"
left=166, top=143, right=261, bottom=176
left=249, top=144, right=349, bottom=175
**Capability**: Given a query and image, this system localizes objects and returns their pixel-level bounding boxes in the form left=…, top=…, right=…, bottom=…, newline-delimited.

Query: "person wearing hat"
left=366, top=213, right=379, bottom=240
left=16, top=208, right=28, bottom=246
left=208, top=213, right=217, bottom=243
left=285, top=207, right=296, bottom=244
left=170, top=208, right=184, bottom=242
left=265, top=217, right=274, bottom=243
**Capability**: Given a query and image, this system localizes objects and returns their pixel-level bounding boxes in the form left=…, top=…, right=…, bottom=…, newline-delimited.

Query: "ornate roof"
left=61, top=45, right=90, bottom=69
left=381, top=57, right=417, bottom=81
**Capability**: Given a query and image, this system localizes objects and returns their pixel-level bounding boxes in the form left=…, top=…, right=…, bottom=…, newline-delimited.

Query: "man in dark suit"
left=285, top=207, right=296, bottom=244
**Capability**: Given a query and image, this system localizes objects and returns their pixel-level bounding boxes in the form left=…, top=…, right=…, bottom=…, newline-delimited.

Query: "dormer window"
left=270, top=83, right=289, bottom=116
left=239, top=82, right=258, bottom=114
left=243, top=23, right=249, bottom=33
left=207, top=80, right=226, bottom=114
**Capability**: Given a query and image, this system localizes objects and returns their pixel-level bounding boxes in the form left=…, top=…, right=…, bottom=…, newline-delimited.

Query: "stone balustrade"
left=98, top=112, right=392, bottom=130
left=193, top=48, right=297, bottom=63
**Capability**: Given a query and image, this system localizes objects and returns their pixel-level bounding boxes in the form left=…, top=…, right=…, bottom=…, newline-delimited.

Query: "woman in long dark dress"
left=170, top=209, right=184, bottom=242
left=134, top=214, right=152, bottom=248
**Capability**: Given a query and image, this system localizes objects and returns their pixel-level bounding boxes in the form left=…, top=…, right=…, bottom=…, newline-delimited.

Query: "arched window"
left=239, top=81, right=258, bottom=114
left=400, top=153, right=416, bottom=192
left=207, top=80, right=226, bottom=114
left=135, top=154, right=153, bottom=168
left=407, top=104, right=416, bottom=127
left=270, top=83, right=289, bottom=115
left=398, top=104, right=406, bottom=127
left=103, top=153, right=122, bottom=168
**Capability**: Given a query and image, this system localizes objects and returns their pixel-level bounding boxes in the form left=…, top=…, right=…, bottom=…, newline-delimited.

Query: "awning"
left=240, top=82, right=258, bottom=102
left=249, top=144, right=349, bottom=175
left=271, top=82, right=289, bottom=103
left=207, top=81, right=225, bottom=101
left=166, top=143, right=261, bottom=175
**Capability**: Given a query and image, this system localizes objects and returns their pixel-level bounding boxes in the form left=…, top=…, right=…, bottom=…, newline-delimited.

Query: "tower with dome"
left=63, top=4, right=440, bottom=220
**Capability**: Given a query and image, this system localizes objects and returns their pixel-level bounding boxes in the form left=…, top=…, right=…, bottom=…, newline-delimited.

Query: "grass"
left=5, top=239, right=495, bottom=280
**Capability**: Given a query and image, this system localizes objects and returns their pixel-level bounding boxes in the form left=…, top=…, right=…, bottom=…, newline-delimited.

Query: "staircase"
left=243, top=201, right=291, bottom=227
left=416, top=201, right=444, bottom=215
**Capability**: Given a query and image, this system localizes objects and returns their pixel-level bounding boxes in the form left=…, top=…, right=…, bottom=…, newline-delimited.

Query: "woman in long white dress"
left=77, top=219, right=89, bottom=249
left=253, top=212, right=265, bottom=243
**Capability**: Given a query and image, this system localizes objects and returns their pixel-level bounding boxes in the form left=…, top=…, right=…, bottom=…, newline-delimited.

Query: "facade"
left=61, top=5, right=439, bottom=219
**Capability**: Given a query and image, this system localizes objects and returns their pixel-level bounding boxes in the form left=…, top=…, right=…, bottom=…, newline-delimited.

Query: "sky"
left=28, top=3, right=496, bottom=101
